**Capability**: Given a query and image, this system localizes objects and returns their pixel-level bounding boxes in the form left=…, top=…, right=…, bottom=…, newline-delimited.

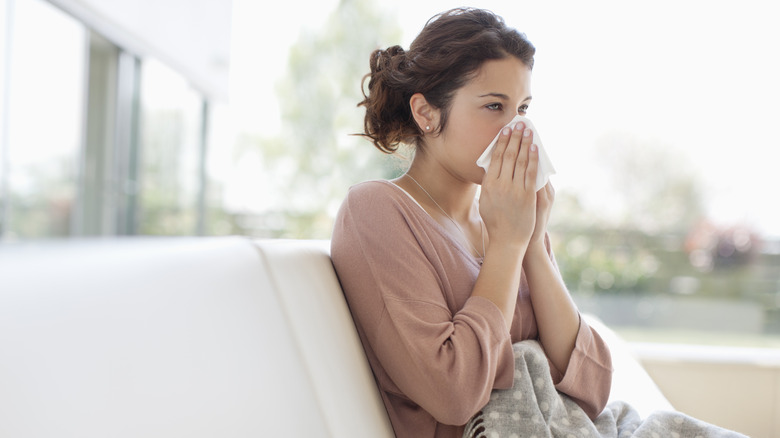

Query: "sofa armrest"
left=583, top=315, right=675, bottom=418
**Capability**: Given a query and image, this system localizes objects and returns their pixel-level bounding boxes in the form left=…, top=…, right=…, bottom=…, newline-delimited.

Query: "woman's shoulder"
left=335, top=179, right=422, bottom=232
left=333, top=180, right=416, bottom=252
left=343, top=179, right=409, bottom=207
left=347, top=179, right=399, bottom=196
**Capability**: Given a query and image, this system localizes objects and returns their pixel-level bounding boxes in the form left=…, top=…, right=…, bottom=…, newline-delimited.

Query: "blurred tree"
left=253, top=0, right=403, bottom=238
left=595, top=131, right=705, bottom=234
left=550, top=131, right=707, bottom=295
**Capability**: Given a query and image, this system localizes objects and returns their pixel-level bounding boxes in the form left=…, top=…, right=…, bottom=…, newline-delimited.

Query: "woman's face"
left=437, top=56, right=532, bottom=183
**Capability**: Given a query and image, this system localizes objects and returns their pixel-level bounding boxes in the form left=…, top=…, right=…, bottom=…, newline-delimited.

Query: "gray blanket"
left=463, top=341, right=748, bottom=438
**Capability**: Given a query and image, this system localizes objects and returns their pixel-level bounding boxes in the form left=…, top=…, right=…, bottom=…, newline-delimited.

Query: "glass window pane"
left=137, top=58, right=203, bottom=235
left=3, top=0, right=86, bottom=239
left=1, top=0, right=8, bottom=236
left=202, top=101, right=234, bottom=236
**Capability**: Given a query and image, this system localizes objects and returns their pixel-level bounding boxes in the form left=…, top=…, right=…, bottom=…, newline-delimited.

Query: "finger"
left=486, top=126, right=512, bottom=180
left=538, top=181, right=554, bottom=205
left=501, top=122, right=524, bottom=180
left=546, top=181, right=556, bottom=201
left=513, top=126, right=532, bottom=183
left=524, top=141, right=539, bottom=191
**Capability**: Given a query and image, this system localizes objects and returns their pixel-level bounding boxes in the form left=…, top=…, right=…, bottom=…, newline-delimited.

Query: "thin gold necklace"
left=406, top=174, right=485, bottom=262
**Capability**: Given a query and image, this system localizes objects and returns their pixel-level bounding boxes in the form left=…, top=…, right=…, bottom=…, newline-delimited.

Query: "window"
left=0, top=0, right=216, bottom=240
left=136, top=59, right=205, bottom=235
left=1, top=0, right=86, bottom=239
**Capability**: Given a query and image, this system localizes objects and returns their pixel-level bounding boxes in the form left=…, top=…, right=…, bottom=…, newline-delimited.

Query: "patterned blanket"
left=463, top=341, right=747, bottom=438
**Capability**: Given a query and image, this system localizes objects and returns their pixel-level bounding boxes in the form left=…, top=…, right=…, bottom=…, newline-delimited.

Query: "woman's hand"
left=473, top=121, right=539, bottom=330
left=479, top=121, right=539, bottom=251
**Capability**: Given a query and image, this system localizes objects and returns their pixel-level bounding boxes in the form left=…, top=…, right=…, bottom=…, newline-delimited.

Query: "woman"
left=331, top=8, right=612, bottom=438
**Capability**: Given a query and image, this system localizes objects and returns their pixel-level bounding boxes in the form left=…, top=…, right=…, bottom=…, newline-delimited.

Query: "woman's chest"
left=431, top=246, right=537, bottom=340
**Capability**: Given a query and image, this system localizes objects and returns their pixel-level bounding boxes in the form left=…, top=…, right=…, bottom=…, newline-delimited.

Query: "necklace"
left=406, top=174, right=485, bottom=262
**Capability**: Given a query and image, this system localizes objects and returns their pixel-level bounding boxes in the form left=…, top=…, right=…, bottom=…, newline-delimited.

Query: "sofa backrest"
left=0, top=237, right=393, bottom=437
left=253, top=239, right=394, bottom=437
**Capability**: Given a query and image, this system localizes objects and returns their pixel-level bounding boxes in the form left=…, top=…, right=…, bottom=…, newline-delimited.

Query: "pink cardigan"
left=331, top=180, right=612, bottom=438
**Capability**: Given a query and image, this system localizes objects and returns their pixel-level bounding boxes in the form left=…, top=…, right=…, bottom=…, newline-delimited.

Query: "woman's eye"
left=518, top=104, right=529, bottom=114
left=486, top=103, right=503, bottom=111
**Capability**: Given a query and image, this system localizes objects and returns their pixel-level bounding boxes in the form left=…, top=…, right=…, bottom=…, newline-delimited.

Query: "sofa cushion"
left=0, top=237, right=332, bottom=437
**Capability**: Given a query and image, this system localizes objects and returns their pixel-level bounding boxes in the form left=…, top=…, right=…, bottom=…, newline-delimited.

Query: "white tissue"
left=476, top=115, right=555, bottom=192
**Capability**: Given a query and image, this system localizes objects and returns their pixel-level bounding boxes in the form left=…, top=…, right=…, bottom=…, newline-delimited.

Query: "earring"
left=425, top=125, right=430, bottom=131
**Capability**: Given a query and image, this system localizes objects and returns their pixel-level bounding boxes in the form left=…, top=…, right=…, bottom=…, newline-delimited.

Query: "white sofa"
left=0, top=237, right=672, bottom=437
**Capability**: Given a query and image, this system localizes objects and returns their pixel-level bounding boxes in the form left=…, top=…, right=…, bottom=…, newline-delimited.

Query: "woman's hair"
left=358, top=8, right=536, bottom=153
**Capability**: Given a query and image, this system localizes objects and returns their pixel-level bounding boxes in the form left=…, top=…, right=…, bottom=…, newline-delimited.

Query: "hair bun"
left=373, top=45, right=407, bottom=73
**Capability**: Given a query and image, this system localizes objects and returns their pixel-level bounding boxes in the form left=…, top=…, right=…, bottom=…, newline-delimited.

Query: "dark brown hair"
left=358, top=8, right=536, bottom=153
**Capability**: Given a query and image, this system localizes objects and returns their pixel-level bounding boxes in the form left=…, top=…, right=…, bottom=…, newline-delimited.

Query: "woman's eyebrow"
left=478, top=92, right=509, bottom=99
left=478, top=93, right=533, bottom=102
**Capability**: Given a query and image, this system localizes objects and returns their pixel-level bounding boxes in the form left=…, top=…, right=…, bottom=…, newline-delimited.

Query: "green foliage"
left=546, top=134, right=772, bottom=301
left=552, top=228, right=662, bottom=294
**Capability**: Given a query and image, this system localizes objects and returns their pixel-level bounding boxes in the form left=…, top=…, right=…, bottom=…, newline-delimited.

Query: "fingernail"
left=502, top=127, right=511, bottom=136
left=514, top=122, right=523, bottom=131
left=531, top=144, right=537, bottom=152
left=524, top=129, right=532, bottom=137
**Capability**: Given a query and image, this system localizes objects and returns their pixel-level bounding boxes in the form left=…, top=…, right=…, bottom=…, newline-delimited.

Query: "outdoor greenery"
left=241, top=0, right=404, bottom=238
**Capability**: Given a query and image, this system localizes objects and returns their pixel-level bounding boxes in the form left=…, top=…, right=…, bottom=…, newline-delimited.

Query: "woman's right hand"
left=479, top=121, right=540, bottom=252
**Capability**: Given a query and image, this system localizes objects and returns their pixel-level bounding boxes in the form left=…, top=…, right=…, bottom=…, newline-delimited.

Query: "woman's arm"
left=523, top=239, right=580, bottom=374
left=522, top=182, right=613, bottom=418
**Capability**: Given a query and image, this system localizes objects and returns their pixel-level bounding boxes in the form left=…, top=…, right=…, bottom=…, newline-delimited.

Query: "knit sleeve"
left=331, top=183, right=515, bottom=426
left=549, top=315, right=614, bottom=419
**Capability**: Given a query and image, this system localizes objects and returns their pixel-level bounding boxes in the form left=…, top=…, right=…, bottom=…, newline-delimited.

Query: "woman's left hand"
left=528, top=182, right=555, bottom=249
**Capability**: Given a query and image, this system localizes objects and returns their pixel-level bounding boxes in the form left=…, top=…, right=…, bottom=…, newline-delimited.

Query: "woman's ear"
left=409, top=93, right=439, bottom=134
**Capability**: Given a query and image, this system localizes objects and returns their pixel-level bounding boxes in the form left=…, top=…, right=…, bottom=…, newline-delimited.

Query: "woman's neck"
left=400, top=157, right=479, bottom=222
